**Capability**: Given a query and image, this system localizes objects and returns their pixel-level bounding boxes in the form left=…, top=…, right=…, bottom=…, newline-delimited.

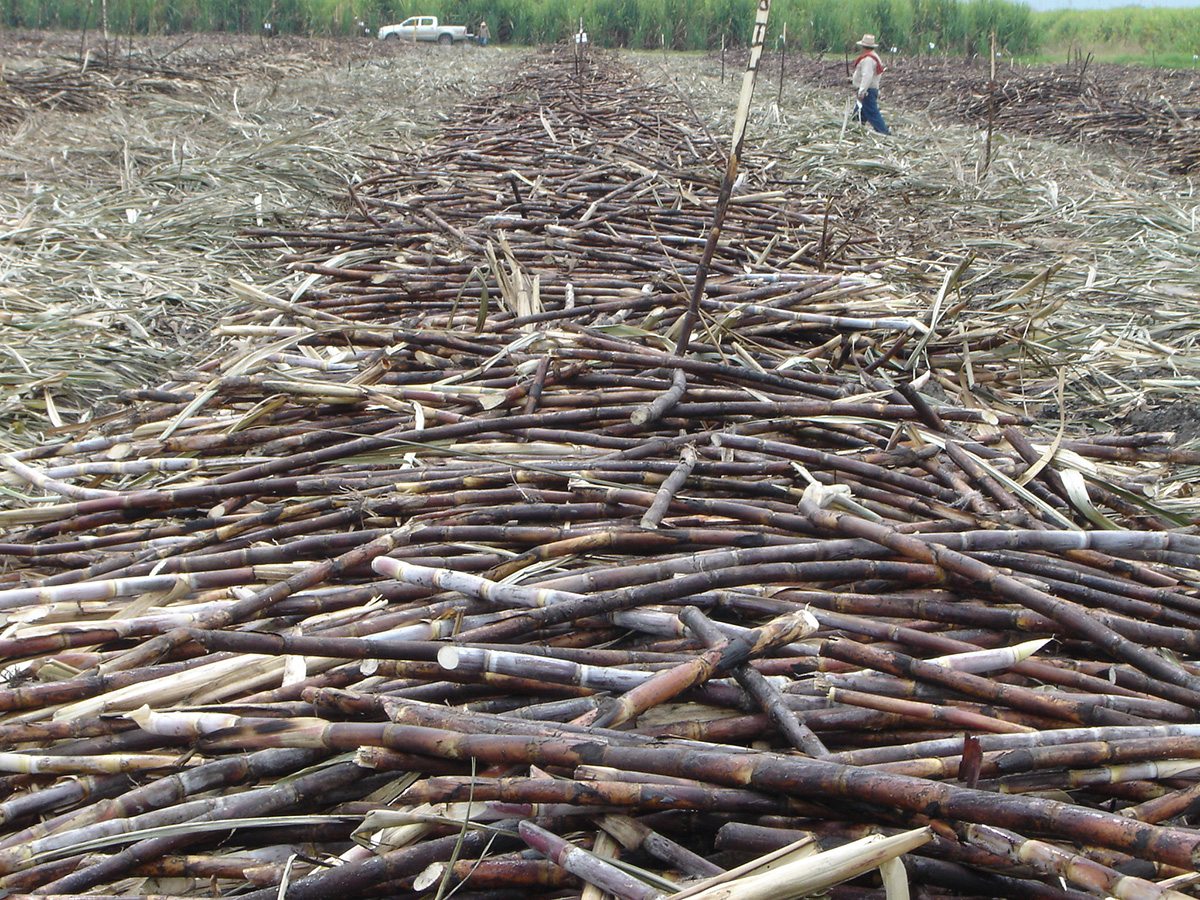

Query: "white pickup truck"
left=378, top=16, right=471, bottom=45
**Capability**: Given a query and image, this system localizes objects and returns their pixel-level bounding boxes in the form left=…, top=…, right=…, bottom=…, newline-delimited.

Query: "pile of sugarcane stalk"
left=0, top=66, right=109, bottom=124
left=0, top=34, right=355, bottom=129
left=774, top=54, right=1200, bottom=173
left=3, top=45, right=1200, bottom=900
left=0, top=58, right=222, bottom=127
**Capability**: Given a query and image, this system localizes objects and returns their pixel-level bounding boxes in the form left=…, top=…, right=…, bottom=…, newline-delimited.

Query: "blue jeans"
left=856, top=88, right=890, bottom=134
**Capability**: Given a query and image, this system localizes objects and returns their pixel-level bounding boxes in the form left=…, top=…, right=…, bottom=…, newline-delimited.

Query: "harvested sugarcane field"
left=3, top=23, right=1200, bottom=900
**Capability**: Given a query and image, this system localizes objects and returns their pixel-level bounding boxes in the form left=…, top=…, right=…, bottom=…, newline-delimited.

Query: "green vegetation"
left=1033, top=7, right=1200, bottom=66
left=4, top=0, right=1199, bottom=64
left=0, top=0, right=1039, bottom=54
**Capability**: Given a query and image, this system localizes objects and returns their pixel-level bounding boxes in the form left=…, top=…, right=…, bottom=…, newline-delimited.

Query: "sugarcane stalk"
left=518, top=820, right=669, bottom=900
left=823, top=686, right=1035, bottom=735
left=834, top=723, right=1200, bottom=768
left=679, top=606, right=829, bottom=756
left=51, top=651, right=337, bottom=722
left=0, top=774, right=130, bottom=833
left=102, top=527, right=411, bottom=672
left=979, top=758, right=1200, bottom=795
left=456, top=556, right=929, bottom=645
left=127, top=852, right=300, bottom=883
left=875, top=734, right=1200, bottom=780
left=373, top=556, right=583, bottom=608
left=38, top=760, right=364, bottom=893
left=966, top=824, right=1193, bottom=900
left=587, top=829, right=627, bottom=900
left=808, top=612, right=1108, bottom=705
left=639, top=446, right=697, bottom=529
left=415, top=854, right=578, bottom=891
left=817, top=637, right=1139, bottom=727
left=597, top=814, right=725, bottom=877
left=437, top=646, right=655, bottom=694
left=0, top=748, right=317, bottom=858
left=0, top=796, right=222, bottom=877
left=370, top=657, right=609, bottom=701
left=675, top=827, right=932, bottom=900
left=631, top=369, right=688, bottom=426
left=797, top=497, right=1200, bottom=708
left=575, top=608, right=817, bottom=729
left=234, top=824, right=520, bottom=900
left=0, top=656, right=229, bottom=715
left=0, top=453, right=121, bottom=501
left=1122, top=781, right=1200, bottom=824
left=188, top=711, right=1200, bottom=870
left=0, top=753, right=186, bottom=776
left=399, top=775, right=797, bottom=815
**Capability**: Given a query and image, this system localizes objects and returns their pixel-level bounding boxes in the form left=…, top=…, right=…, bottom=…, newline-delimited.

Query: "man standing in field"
left=852, top=33, right=890, bottom=134
left=478, top=20, right=491, bottom=47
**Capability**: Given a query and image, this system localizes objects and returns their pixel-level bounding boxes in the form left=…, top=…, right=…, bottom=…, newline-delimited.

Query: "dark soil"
left=1123, top=400, right=1200, bottom=445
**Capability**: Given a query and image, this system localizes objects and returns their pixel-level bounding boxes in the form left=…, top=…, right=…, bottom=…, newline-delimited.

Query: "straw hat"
left=856, top=34, right=878, bottom=48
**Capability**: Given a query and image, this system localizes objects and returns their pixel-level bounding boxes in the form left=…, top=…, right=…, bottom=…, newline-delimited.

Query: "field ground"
left=1, top=32, right=1198, bottom=449
left=1029, top=47, right=1200, bottom=67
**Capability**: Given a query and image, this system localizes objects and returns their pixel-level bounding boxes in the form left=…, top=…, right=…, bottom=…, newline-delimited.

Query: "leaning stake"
left=674, top=0, right=772, bottom=355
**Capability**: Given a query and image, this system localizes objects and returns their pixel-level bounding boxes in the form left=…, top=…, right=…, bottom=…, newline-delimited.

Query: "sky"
left=1023, top=0, right=1200, bottom=8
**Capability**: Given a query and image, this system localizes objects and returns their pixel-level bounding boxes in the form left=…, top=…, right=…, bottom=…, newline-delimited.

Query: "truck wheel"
left=438, top=33, right=453, bottom=45
left=384, top=32, right=399, bottom=40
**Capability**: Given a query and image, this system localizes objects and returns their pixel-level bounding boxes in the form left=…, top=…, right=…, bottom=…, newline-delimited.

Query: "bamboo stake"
left=674, top=0, right=772, bottom=355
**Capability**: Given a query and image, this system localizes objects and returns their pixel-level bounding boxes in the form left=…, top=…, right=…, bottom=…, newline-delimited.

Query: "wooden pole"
left=983, top=29, right=997, bottom=176
left=777, top=23, right=786, bottom=104
left=673, top=0, right=772, bottom=356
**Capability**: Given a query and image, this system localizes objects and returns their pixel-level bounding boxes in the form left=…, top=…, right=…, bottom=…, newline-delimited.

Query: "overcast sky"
left=1025, top=0, right=1200, bottom=9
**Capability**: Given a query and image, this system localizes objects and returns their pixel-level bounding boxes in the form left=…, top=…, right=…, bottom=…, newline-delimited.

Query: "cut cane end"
left=412, top=862, right=446, bottom=891
left=372, top=556, right=402, bottom=577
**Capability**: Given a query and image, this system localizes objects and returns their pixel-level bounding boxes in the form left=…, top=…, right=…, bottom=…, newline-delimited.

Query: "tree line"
left=6, top=0, right=1200, bottom=60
